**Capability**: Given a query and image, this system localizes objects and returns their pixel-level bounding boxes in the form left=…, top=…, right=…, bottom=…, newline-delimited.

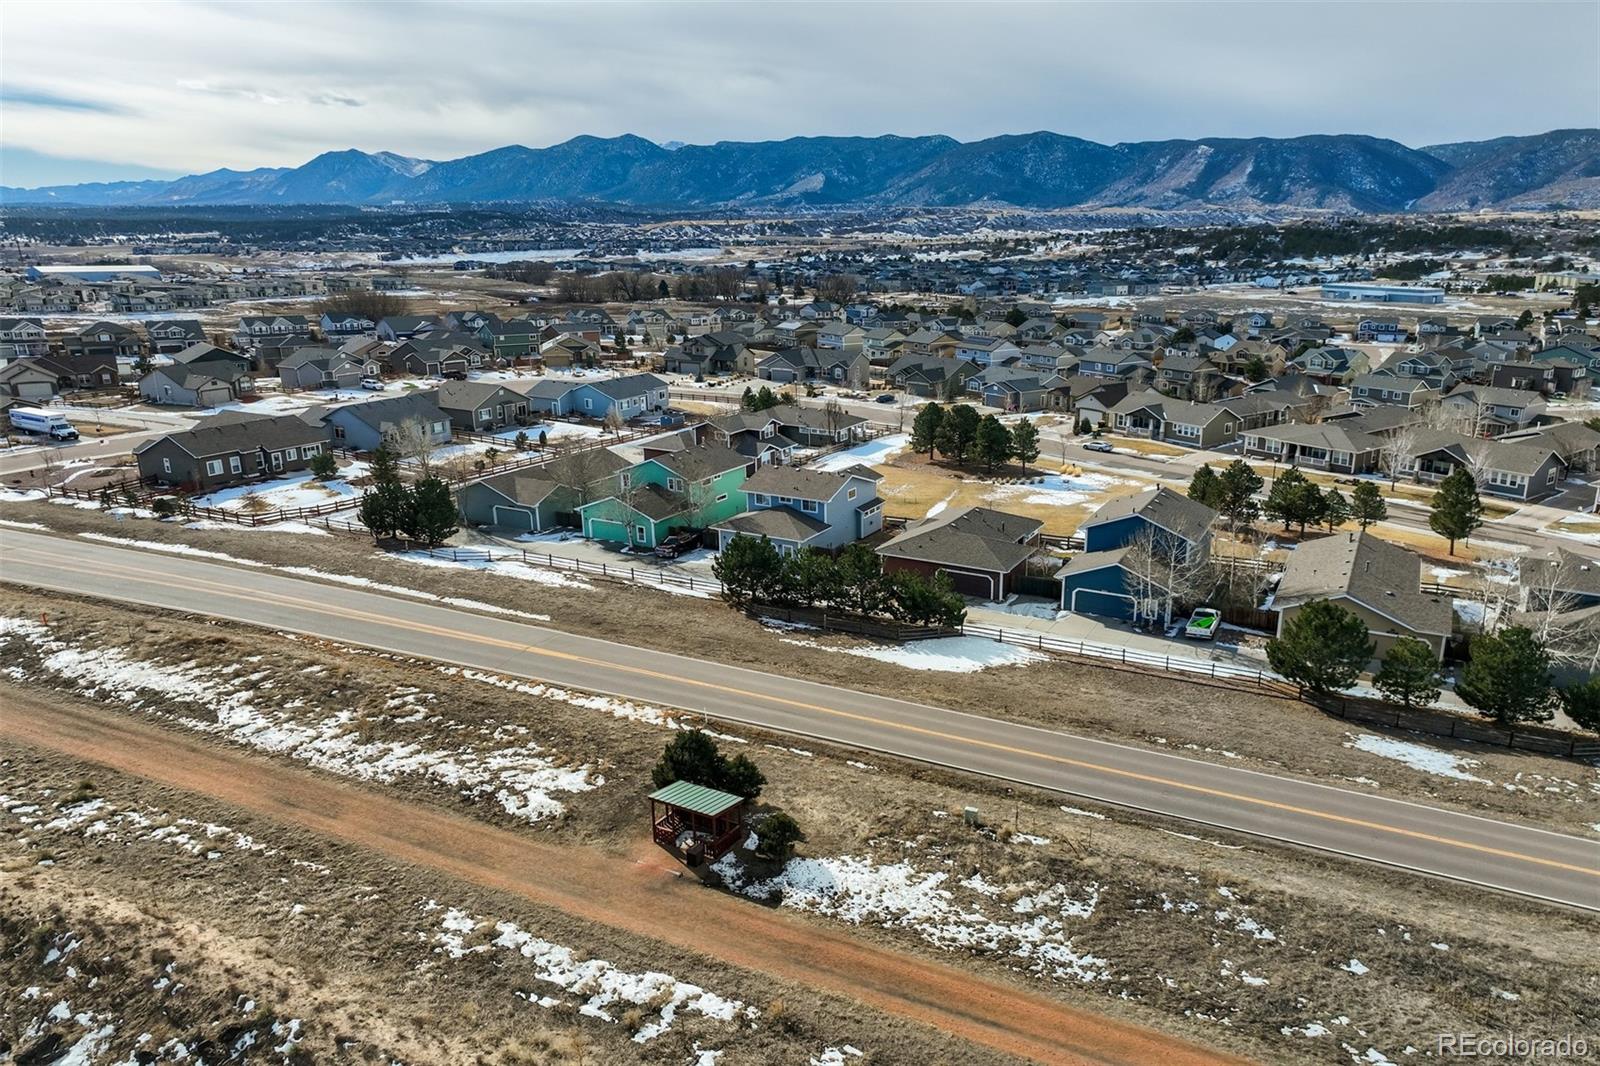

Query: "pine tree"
left=1373, top=637, right=1442, bottom=708
left=358, top=481, right=409, bottom=542
left=1010, top=417, right=1040, bottom=474
left=1559, top=678, right=1600, bottom=733
left=910, top=403, right=945, bottom=457
left=309, top=450, right=338, bottom=481
left=1266, top=599, right=1373, bottom=694
left=1188, top=464, right=1222, bottom=509
left=368, top=443, right=401, bottom=488
left=406, top=478, right=459, bottom=545
left=975, top=414, right=1012, bottom=472
left=1265, top=468, right=1315, bottom=531
left=1350, top=481, right=1387, bottom=529
left=1321, top=486, right=1351, bottom=530
left=1428, top=467, right=1483, bottom=555
left=712, top=534, right=786, bottom=607
left=1458, top=626, right=1555, bottom=724
left=1215, top=459, right=1263, bottom=531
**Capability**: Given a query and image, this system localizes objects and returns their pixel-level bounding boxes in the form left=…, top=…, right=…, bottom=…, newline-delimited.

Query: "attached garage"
left=875, top=506, right=1043, bottom=604
left=458, top=472, right=559, bottom=533
left=491, top=504, right=537, bottom=532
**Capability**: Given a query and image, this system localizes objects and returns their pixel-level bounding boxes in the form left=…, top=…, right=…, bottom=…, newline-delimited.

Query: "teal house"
left=578, top=443, right=754, bottom=548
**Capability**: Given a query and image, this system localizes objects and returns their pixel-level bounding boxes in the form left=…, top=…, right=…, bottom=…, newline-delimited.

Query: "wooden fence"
left=1311, top=692, right=1600, bottom=759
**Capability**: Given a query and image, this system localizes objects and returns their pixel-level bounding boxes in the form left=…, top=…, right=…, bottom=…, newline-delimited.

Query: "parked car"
left=360, top=377, right=384, bottom=391
left=1184, top=608, right=1221, bottom=641
left=653, top=529, right=702, bottom=560
left=1083, top=439, right=1114, bottom=453
left=874, top=392, right=897, bottom=404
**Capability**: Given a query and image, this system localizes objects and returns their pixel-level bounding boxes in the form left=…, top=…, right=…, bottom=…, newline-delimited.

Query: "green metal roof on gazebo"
left=648, top=780, right=745, bottom=817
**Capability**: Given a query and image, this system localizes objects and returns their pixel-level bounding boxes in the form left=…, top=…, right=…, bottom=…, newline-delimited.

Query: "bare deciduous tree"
left=1120, top=523, right=1218, bottom=629
left=1380, top=423, right=1418, bottom=489
left=386, top=417, right=440, bottom=481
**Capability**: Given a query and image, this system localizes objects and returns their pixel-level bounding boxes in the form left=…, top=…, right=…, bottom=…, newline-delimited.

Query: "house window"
left=229, top=456, right=242, bottom=474
left=801, top=499, right=819, bottom=514
left=847, top=487, right=857, bottom=500
left=205, top=459, right=223, bottom=476
left=636, top=524, right=648, bottom=541
left=667, top=477, right=684, bottom=492
left=162, top=457, right=172, bottom=474
left=751, top=493, right=768, bottom=506
left=271, top=452, right=284, bottom=470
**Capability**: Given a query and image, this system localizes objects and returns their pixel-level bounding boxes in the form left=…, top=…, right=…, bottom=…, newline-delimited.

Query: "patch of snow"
left=810, top=434, right=908, bottom=472
left=1341, top=958, right=1370, bottom=976
left=1343, top=733, right=1489, bottom=784
left=781, top=635, right=1046, bottom=673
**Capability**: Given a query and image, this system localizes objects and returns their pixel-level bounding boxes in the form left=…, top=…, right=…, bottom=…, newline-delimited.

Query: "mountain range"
left=4, top=129, right=1596, bottom=212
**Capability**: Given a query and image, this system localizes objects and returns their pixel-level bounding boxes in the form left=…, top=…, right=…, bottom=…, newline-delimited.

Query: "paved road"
left=4, top=527, right=1597, bottom=911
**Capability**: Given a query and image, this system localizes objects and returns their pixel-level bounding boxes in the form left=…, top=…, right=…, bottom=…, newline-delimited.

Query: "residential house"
left=965, top=365, right=1057, bottom=412
left=764, top=402, right=868, bottom=447
left=1057, top=488, right=1218, bottom=622
left=522, top=373, right=669, bottom=421
left=886, top=354, right=979, bottom=398
left=703, top=409, right=800, bottom=465
left=170, top=342, right=253, bottom=375
left=144, top=319, right=206, bottom=355
left=1211, top=392, right=1303, bottom=432
left=901, top=329, right=962, bottom=360
left=318, top=390, right=452, bottom=452
left=277, top=347, right=380, bottom=392
left=457, top=447, right=632, bottom=533
left=578, top=444, right=753, bottom=548
left=0, top=359, right=61, bottom=402
left=320, top=311, right=376, bottom=337
left=1290, top=346, right=1368, bottom=384
left=376, top=315, right=438, bottom=342
left=1349, top=372, right=1440, bottom=409
left=539, top=334, right=601, bottom=368
left=1052, top=375, right=1129, bottom=428
left=663, top=330, right=745, bottom=377
left=30, top=352, right=123, bottom=391
left=235, top=316, right=311, bottom=349
left=63, top=321, right=142, bottom=360
left=1077, top=346, right=1154, bottom=380
left=1388, top=350, right=1460, bottom=391
left=1111, top=392, right=1239, bottom=449
left=878, top=506, right=1042, bottom=602
left=1438, top=384, right=1545, bottom=436
left=435, top=379, right=531, bottom=432
left=1499, top=421, right=1600, bottom=474
left=815, top=321, right=865, bottom=352
left=712, top=465, right=884, bottom=554
left=755, top=347, right=870, bottom=389
left=954, top=335, right=1023, bottom=367
left=0, top=318, right=49, bottom=363
left=135, top=411, right=330, bottom=491
left=139, top=363, right=254, bottom=407
left=1404, top=429, right=1568, bottom=500
left=1272, top=532, right=1451, bottom=661
left=1241, top=422, right=1385, bottom=474
left=388, top=334, right=487, bottom=377
left=861, top=327, right=909, bottom=366
left=1356, top=316, right=1406, bottom=343
left=1152, top=354, right=1221, bottom=400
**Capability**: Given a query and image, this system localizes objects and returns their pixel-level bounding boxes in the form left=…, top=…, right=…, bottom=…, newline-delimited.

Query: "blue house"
left=524, top=373, right=668, bottom=420
left=1057, top=487, right=1218, bottom=622
left=711, top=464, right=883, bottom=555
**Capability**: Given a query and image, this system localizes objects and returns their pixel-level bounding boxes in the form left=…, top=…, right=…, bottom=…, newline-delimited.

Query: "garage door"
left=492, top=504, right=536, bottom=532
left=939, top=568, right=996, bottom=600
left=1069, top=588, right=1134, bottom=622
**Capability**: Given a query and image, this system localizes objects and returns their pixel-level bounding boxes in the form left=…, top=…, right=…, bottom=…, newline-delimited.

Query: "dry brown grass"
left=873, top=450, right=1150, bottom=534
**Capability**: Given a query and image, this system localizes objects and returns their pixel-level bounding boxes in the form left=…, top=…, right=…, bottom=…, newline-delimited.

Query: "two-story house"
left=712, top=465, right=884, bottom=555
left=522, top=373, right=669, bottom=421
left=577, top=444, right=753, bottom=548
left=1056, top=487, right=1218, bottom=623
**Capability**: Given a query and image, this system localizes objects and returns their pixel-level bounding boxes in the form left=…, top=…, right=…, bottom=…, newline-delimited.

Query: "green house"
left=578, top=443, right=753, bottom=548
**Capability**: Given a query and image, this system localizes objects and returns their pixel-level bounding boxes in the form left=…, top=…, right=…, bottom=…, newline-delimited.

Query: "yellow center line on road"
left=10, top=540, right=1600, bottom=881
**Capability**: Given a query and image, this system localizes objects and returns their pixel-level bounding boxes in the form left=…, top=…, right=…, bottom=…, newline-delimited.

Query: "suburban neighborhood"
left=1, top=8, right=1597, bottom=1061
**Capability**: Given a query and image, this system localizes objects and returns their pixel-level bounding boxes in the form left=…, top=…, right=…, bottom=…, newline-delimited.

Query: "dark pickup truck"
left=653, top=530, right=702, bottom=559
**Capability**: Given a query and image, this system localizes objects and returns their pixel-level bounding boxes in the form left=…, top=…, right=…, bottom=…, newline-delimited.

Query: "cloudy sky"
left=3, top=0, right=1596, bottom=187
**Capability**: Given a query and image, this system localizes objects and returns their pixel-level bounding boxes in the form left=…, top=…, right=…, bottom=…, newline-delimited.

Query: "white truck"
left=8, top=407, right=80, bottom=441
left=1184, top=607, right=1221, bottom=641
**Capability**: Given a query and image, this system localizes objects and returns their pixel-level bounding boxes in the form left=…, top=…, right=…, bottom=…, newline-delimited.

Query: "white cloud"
left=1, top=0, right=1594, bottom=185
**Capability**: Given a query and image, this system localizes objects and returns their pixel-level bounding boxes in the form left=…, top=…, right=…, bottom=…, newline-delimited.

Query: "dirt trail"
left=1, top=685, right=1250, bottom=1066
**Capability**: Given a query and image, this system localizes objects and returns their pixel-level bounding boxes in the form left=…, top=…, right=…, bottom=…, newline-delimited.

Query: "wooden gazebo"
left=648, top=780, right=748, bottom=866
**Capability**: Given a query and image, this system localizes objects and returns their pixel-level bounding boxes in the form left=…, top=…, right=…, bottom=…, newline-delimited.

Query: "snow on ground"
left=0, top=618, right=600, bottom=823
left=712, top=849, right=1109, bottom=983
left=0, top=517, right=50, bottom=530
left=924, top=491, right=956, bottom=518
left=428, top=902, right=759, bottom=1043
left=810, top=434, right=908, bottom=472
left=981, top=597, right=1064, bottom=621
left=391, top=550, right=596, bottom=590
left=781, top=635, right=1046, bottom=673
left=985, top=470, right=1131, bottom=508
left=190, top=469, right=361, bottom=512
left=1548, top=516, right=1600, bottom=545
left=0, top=488, right=48, bottom=503
left=182, top=519, right=330, bottom=536
left=436, top=666, right=746, bottom=744
left=1342, top=733, right=1489, bottom=784
left=76, top=532, right=553, bottom=622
